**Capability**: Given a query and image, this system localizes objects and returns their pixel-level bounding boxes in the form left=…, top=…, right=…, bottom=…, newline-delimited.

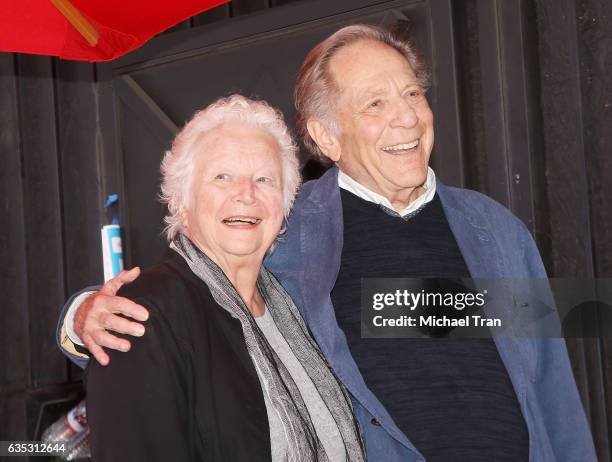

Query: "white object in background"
left=41, top=400, right=88, bottom=455
left=101, top=224, right=123, bottom=282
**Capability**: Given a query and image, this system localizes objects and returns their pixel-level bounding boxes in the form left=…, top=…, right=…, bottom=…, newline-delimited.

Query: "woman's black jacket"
left=85, top=251, right=272, bottom=461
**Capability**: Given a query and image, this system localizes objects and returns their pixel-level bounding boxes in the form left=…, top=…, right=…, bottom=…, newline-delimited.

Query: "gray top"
left=254, top=307, right=347, bottom=462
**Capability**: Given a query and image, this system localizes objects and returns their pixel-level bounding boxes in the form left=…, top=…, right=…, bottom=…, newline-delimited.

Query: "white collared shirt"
left=337, top=167, right=437, bottom=217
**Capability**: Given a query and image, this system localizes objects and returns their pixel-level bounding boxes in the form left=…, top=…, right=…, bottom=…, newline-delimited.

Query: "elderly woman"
left=85, top=95, right=365, bottom=462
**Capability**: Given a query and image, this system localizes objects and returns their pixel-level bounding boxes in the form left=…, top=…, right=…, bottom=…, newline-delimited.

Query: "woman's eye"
left=256, top=176, right=272, bottom=183
left=368, top=100, right=382, bottom=109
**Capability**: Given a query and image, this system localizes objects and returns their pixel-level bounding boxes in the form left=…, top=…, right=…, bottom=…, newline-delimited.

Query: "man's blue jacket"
left=266, top=167, right=596, bottom=461
left=58, top=166, right=596, bottom=461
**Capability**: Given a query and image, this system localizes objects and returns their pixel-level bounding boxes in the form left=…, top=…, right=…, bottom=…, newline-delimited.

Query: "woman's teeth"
left=222, top=217, right=260, bottom=225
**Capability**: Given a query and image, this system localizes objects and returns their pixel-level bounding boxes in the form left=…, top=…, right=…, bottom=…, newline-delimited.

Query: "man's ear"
left=306, top=119, right=341, bottom=162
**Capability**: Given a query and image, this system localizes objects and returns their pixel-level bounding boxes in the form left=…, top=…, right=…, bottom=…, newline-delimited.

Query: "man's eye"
left=214, top=173, right=230, bottom=181
left=256, top=176, right=272, bottom=183
left=368, top=100, right=382, bottom=109
left=405, top=87, right=425, bottom=102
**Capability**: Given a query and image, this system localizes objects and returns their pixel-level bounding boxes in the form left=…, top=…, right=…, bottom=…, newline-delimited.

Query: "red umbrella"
left=1, top=0, right=230, bottom=61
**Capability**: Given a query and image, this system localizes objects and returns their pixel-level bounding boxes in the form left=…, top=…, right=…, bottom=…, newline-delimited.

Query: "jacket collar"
left=303, top=164, right=341, bottom=212
left=303, top=167, right=503, bottom=278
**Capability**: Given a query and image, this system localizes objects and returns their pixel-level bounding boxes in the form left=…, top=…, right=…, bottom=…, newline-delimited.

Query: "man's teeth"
left=223, top=217, right=260, bottom=224
left=382, top=140, right=419, bottom=152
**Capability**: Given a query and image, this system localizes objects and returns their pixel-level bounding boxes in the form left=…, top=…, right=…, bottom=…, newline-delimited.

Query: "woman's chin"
left=219, top=243, right=267, bottom=260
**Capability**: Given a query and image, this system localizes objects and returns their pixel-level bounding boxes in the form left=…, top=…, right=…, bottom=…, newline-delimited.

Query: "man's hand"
left=75, top=267, right=149, bottom=366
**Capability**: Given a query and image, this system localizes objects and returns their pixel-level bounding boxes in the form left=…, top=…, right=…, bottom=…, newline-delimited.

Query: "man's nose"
left=390, top=97, right=418, bottom=128
left=233, top=178, right=257, bottom=205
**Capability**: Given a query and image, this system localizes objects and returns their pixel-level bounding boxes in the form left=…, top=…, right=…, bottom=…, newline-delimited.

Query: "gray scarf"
left=171, top=234, right=365, bottom=462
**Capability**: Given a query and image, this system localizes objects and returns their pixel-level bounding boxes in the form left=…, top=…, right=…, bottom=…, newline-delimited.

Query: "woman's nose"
left=233, top=178, right=256, bottom=205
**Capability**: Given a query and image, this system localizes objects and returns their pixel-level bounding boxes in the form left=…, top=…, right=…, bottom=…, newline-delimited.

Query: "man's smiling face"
left=328, top=39, right=434, bottom=208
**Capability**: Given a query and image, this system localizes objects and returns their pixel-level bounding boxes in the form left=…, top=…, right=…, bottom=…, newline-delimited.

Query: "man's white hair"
left=160, top=94, right=301, bottom=241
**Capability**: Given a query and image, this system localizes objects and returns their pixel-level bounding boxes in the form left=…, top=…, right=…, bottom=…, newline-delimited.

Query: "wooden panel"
left=452, top=0, right=486, bottom=193
left=192, top=3, right=231, bottom=25
left=467, top=0, right=541, bottom=234
left=0, top=54, right=30, bottom=392
left=54, top=61, right=108, bottom=383
left=475, top=0, right=511, bottom=207
left=0, top=391, right=27, bottom=441
left=0, top=54, right=31, bottom=444
left=427, top=0, right=465, bottom=188
left=576, top=0, right=612, bottom=278
left=117, top=98, right=172, bottom=268
left=535, top=0, right=594, bottom=276
left=230, top=0, right=270, bottom=16
left=114, top=76, right=179, bottom=142
left=535, top=0, right=609, bottom=458
left=495, top=0, right=539, bottom=230
left=576, top=0, right=612, bottom=454
left=603, top=337, right=612, bottom=458
left=16, top=54, right=68, bottom=386
left=111, top=0, right=426, bottom=72
left=270, top=0, right=303, bottom=6
left=512, top=0, right=549, bottom=255
left=55, top=61, right=105, bottom=293
left=165, top=19, right=192, bottom=34
left=452, top=0, right=543, bottom=233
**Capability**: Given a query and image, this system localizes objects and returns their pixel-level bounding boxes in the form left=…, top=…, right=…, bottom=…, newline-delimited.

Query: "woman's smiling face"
left=182, top=123, right=284, bottom=266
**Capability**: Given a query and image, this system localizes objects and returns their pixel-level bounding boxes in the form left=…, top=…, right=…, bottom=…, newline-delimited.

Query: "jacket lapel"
left=298, top=167, right=344, bottom=333
left=296, top=167, right=420, bottom=454
left=437, top=183, right=530, bottom=403
left=436, top=183, right=502, bottom=278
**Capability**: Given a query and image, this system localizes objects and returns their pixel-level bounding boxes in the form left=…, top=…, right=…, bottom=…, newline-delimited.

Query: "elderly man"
left=57, top=25, right=596, bottom=461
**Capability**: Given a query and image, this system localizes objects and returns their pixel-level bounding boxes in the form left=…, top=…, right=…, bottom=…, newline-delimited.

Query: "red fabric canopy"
left=1, top=0, right=230, bottom=61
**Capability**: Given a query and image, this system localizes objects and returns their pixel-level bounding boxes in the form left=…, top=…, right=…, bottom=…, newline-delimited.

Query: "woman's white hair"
left=160, top=94, right=301, bottom=241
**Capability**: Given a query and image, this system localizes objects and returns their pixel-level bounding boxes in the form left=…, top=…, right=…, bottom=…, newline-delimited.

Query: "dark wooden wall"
left=453, top=2, right=612, bottom=457
left=1, top=0, right=610, bottom=459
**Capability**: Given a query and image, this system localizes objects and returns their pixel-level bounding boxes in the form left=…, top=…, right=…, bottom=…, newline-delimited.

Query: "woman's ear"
left=179, top=203, right=189, bottom=230
left=306, top=119, right=341, bottom=162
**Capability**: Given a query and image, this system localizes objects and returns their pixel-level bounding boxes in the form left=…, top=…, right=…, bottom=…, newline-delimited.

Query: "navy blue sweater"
left=330, top=189, right=528, bottom=461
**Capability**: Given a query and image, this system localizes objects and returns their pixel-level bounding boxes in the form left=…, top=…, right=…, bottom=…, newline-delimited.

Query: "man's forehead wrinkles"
left=352, top=78, right=421, bottom=101
left=352, top=88, right=386, bottom=103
